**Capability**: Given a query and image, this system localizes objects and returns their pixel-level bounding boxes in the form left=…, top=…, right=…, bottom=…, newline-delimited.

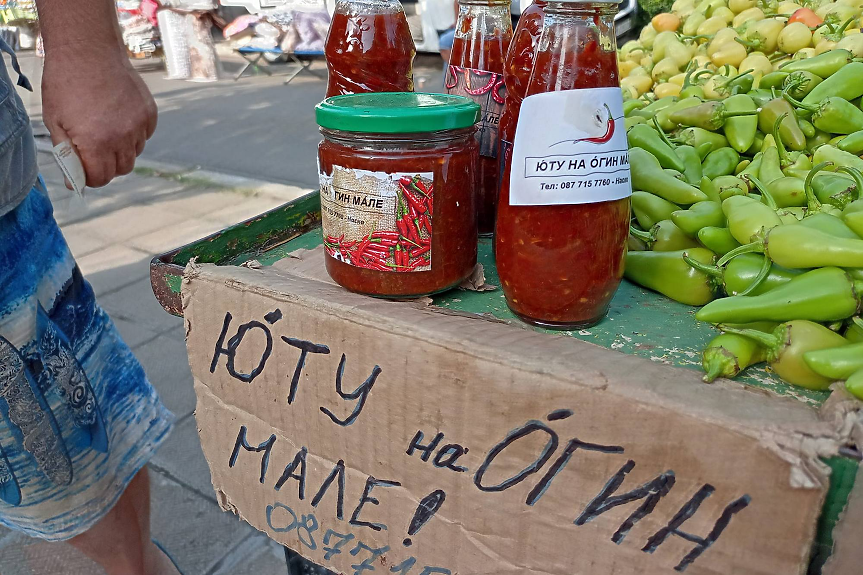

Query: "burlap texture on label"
left=321, top=166, right=400, bottom=241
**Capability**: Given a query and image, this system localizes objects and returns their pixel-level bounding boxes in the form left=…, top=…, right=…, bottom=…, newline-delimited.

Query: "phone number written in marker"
left=540, top=175, right=630, bottom=191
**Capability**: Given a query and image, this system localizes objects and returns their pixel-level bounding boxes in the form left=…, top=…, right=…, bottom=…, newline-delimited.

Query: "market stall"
left=150, top=0, right=863, bottom=572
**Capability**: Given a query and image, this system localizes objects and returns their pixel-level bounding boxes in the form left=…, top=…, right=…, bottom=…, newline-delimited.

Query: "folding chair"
left=285, top=49, right=326, bottom=85
left=234, top=46, right=282, bottom=80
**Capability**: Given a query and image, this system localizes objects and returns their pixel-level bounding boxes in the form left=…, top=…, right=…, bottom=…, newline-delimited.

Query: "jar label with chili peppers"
left=320, top=166, right=434, bottom=273
left=509, top=87, right=632, bottom=206
left=445, top=66, right=505, bottom=158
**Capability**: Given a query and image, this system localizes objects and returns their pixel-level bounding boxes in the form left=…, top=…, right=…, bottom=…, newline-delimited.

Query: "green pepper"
left=807, top=130, right=832, bottom=153
left=780, top=49, right=854, bottom=79
left=631, top=191, right=680, bottom=230
left=669, top=101, right=760, bottom=132
left=758, top=71, right=789, bottom=90
left=782, top=70, right=823, bottom=101
left=722, top=193, right=783, bottom=244
left=813, top=144, right=863, bottom=173
left=845, top=368, right=863, bottom=399
left=698, top=226, right=741, bottom=255
left=719, top=217, right=863, bottom=268
left=747, top=89, right=774, bottom=108
left=746, top=133, right=766, bottom=155
left=811, top=172, right=857, bottom=209
left=766, top=177, right=807, bottom=208
left=671, top=201, right=726, bottom=237
left=719, top=320, right=850, bottom=390
left=665, top=168, right=686, bottom=180
left=838, top=130, right=863, bottom=154
left=676, top=145, right=704, bottom=185
left=723, top=94, right=759, bottom=153
left=798, top=118, right=816, bottom=138
left=845, top=317, right=863, bottom=343
left=699, top=176, right=721, bottom=203
left=714, top=175, right=749, bottom=200
left=629, top=220, right=699, bottom=252
left=628, top=124, right=687, bottom=172
left=843, top=194, right=863, bottom=237
left=801, top=162, right=844, bottom=217
left=784, top=92, right=863, bottom=135
left=624, top=248, right=718, bottom=306
left=629, top=147, right=708, bottom=205
left=801, top=61, right=863, bottom=106
left=672, top=127, right=729, bottom=151
left=679, top=68, right=710, bottom=100
left=656, top=97, right=703, bottom=132
left=697, top=267, right=863, bottom=324
left=770, top=113, right=812, bottom=178
left=625, top=116, right=647, bottom=130
left=624, top=99, right=649, bottom=116
left=803, top=342, right=863, bottom=380
left=685, top=252, right=801, bottom=297
left=631, top=95, right=679, bottom=119
left=701, top=332, right=769, bottom=382
left=798, top=212, right=860, bottom=239
left=759, top=98, right=807, bottom=152
left=702, top=147, right=740, bottom=179
left=739, top=153, right=762, bottom=181
left=758, top=146, right=785, bottom=184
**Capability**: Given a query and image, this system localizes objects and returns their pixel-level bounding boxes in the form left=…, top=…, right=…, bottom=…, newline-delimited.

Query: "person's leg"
left=67, top=468, right=180, bottom=575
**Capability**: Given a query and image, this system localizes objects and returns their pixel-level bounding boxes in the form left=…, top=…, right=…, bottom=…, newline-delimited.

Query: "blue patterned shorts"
left=0, top=180, right=174, bottom=541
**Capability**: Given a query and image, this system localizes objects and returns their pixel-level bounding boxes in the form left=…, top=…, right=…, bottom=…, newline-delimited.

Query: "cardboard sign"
left=183, top=262, right=845, bottom=575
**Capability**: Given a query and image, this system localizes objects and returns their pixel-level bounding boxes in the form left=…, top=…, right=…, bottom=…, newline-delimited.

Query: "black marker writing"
left=575, top=460, right=675, bottom=544
left=229, top=426, right=276, bottom=484
left=274, top=446, right=308, bottom=498
left=350, top=476, right=401, bottom=532
left=281, top=336, right=330, bottom=404
left=320, top=354, right=382, bottom=427
left=642, top=485, right=751, bottom=572
left=210, top=312, right=273, bottom=383
left=474, top=420, right=558, bottom=492
left=311, top=459, right=347, bottom=520
left=527, top=438, right=624, bottom=506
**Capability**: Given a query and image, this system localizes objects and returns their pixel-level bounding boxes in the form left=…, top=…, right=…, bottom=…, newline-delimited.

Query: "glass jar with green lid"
left=316, top=92, right=480, bottom=298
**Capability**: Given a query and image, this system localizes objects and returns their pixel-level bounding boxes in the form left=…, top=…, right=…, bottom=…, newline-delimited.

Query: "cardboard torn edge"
left=459, top=263, right=497, bottom=292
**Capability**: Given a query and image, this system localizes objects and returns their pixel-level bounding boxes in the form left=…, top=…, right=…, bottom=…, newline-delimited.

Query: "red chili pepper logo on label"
left=550, top=104, right=619, bottom=148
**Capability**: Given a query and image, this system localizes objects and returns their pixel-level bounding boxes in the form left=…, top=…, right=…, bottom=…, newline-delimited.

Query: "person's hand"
left=41, top=47, right=157, bottom=188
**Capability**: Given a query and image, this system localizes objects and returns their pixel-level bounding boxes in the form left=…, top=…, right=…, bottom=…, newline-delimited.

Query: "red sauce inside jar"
left=447, top=4, right=512, bottom=235
left=496, top=5, right=630, bottom=328
left=325, top=1, right=415, bottom=97
left=498, top=1, right=546, bottom=151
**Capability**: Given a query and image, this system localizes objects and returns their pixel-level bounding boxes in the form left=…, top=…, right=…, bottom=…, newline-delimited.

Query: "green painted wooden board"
left=243, top=232, right=829, bottom=406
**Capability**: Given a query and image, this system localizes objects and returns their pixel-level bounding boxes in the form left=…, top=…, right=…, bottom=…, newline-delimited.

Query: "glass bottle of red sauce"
left=498, top=1, right=546, bottom=166
left=316, top=93, right=480, bottom=298
left=445, top=0, right=513, bottom=235
left=325, top=0, right=416, bottom=97
left=496, top=0, right=631, bottom=329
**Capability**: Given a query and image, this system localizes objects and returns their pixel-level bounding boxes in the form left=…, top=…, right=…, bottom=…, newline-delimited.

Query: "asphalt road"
left=139, top=54, right=446, bottom=190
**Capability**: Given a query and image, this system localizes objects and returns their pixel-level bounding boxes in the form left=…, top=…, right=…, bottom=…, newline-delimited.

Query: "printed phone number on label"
left=539, top=175, right=630, bottom=191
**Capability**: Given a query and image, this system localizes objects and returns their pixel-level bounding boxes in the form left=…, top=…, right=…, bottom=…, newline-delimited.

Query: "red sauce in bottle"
left=325, top=0, right=416, bottom=97
left=446, top=0, right=513, bottom=235
left=498, top=1, right=546, bottom=153
left=496, top=3, right=631, bottom=328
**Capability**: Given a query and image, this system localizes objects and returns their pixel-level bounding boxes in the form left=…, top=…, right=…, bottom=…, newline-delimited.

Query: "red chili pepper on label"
left=405, top=257, right=430, bottom=271
left=572, top=105, right=616, bottom=145
left=396, top=219, right=408, bottom=239
left=401, top=184, right=427, bottom=214
left=445, top=66, right=461, bottom=89
left=371, top=230, right=399, bottom=240
left=410, top=245, right=430, bottom=258
left=403, top=214, right=421, bottom=244
left=399, top=176, right=412, bottom=187
left=413, top=179, right=429, bottom=194
left=421, top=214, right=432, bottom=234
left=408, top=201, right=418, bottom=220
left=465, top=70, right=496, bottom=96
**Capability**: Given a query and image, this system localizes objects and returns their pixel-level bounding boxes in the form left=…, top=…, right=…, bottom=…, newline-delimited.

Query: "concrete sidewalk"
left=0, top=152, right=311, bottom=574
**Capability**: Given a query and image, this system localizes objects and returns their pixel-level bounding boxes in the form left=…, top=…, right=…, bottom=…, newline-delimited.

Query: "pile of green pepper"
left=624, top=48, right=863, bottom=398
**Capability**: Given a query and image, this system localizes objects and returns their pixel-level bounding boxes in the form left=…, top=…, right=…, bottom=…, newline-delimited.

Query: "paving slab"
left=151, top=413, right=215, bottom=500
left=98, top=277, right=185, bottom=334
left=132, top=325, right=197, bottom=419
left=0, top=531, right=104, bottom=575
left=213, top=536, right=288, bottom=575
left=76, top=245, right=153, bottom=297
left=112, top=316, right=165, bottom=351
left=149, top=471, right=257, bottom=575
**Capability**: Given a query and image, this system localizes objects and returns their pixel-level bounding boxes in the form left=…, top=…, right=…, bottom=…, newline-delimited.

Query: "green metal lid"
left=315, top=92, right=480, bottom=134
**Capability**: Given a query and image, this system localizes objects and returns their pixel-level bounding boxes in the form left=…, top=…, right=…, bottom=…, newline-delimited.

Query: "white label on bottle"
left=508, top=87, right=632, bottom=206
